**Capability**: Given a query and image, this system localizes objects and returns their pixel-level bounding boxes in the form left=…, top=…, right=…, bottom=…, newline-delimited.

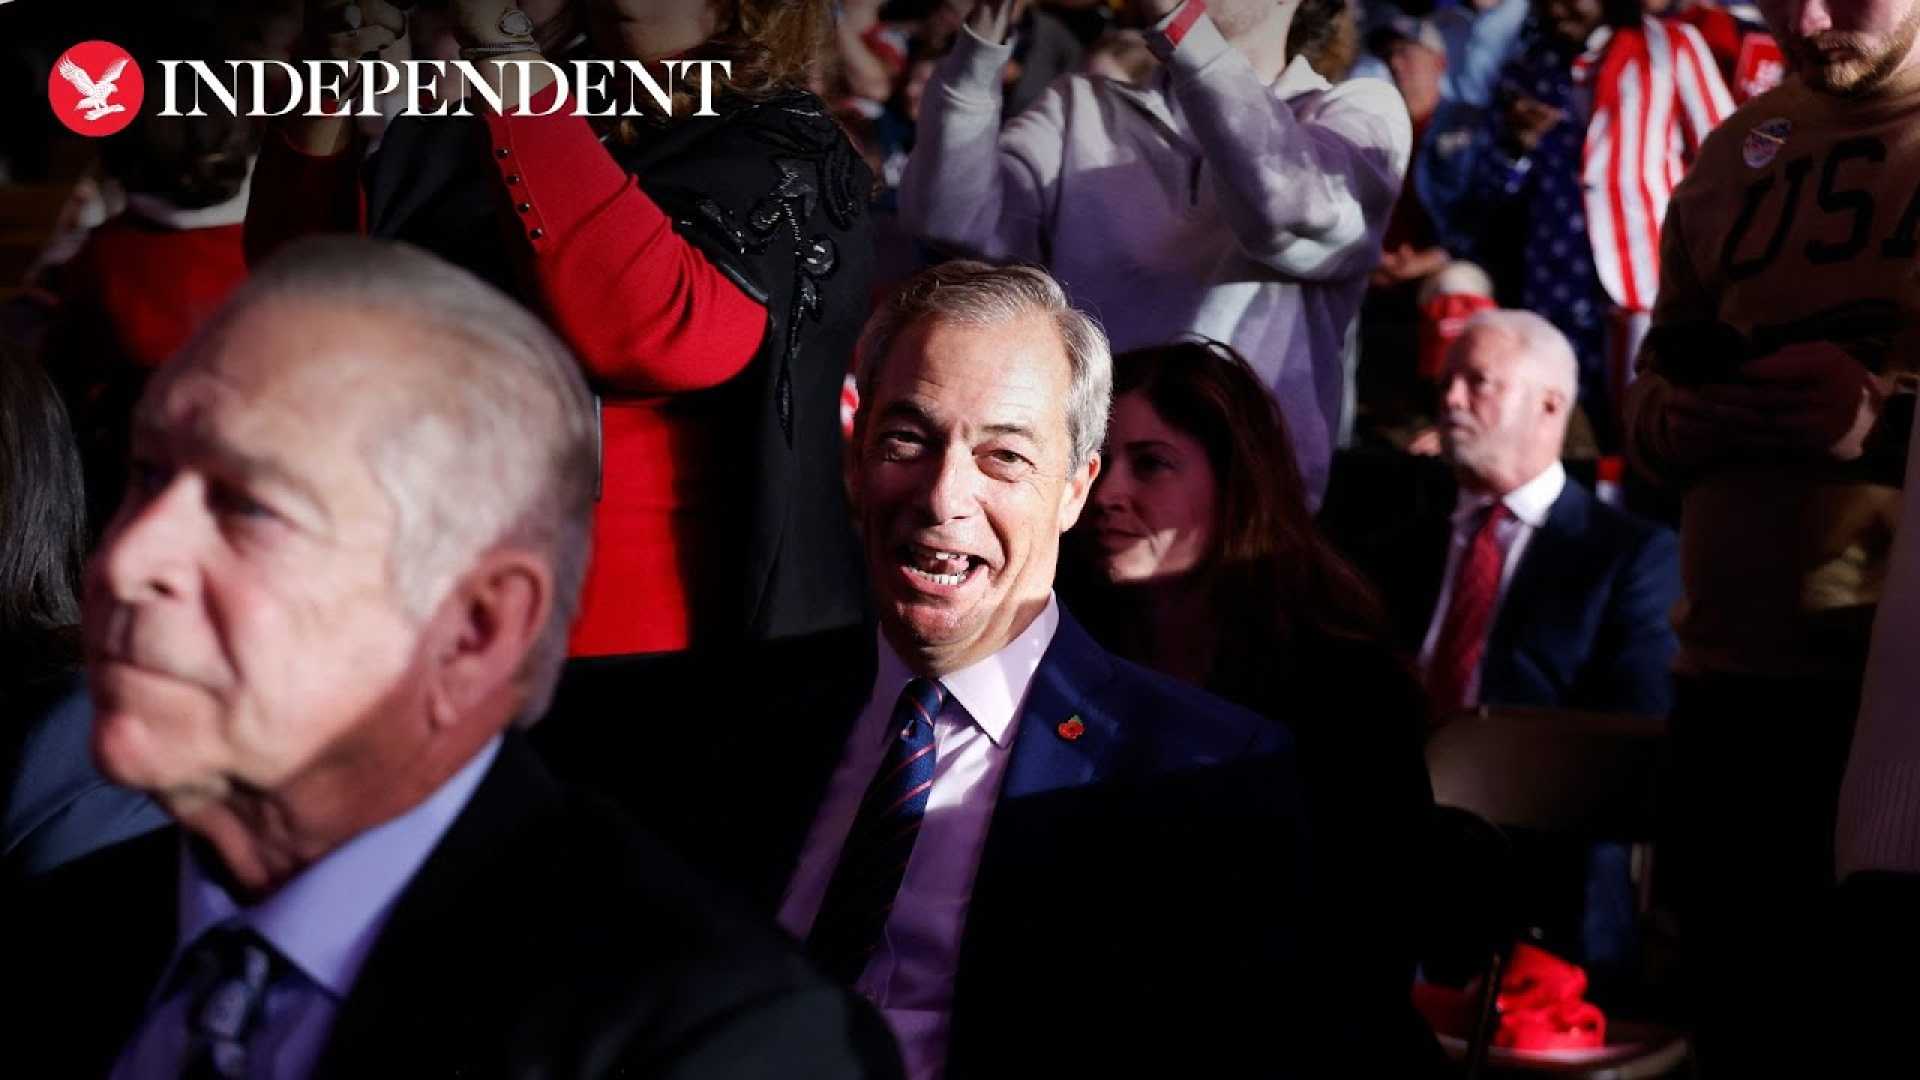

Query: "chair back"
left=1426, top=706, right=1665, bottom=841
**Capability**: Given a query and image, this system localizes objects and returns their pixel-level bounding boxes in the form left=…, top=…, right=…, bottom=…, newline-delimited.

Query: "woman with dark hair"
left=0, top=347, right=165, bottom=883
left=247, top=0, right=875, bottom=902
left=1059, top=340, right=1440, bottom=1069
left=0, top=349, right=86, bottom=689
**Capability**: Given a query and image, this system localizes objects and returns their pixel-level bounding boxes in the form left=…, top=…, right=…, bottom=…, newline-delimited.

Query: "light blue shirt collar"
left=172, top=736, right=503, bottom=999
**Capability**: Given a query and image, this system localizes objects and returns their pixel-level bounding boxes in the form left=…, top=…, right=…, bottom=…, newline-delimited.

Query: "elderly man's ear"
left=1542, top=386, right=1572, bottom=418
left=424, top=551, right=553, bottom=730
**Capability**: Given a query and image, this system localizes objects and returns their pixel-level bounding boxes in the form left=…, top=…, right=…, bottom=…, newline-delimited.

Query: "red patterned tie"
left=1427, top=503, right=1513, bottom=719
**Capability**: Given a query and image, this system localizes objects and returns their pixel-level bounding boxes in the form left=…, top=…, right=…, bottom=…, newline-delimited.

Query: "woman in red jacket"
left=249, top=1, right=874, bottom=896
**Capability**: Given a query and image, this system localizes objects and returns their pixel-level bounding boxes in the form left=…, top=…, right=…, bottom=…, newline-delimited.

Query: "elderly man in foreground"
left=0, top=238, right=901, bottom=1078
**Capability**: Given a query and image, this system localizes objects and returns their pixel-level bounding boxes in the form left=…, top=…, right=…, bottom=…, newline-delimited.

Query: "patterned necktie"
left=1427, top=502, right=1513, bottom=718
left=179, top=924, right=283, bottom=1080
left=807, top=677, right=947, bottom=986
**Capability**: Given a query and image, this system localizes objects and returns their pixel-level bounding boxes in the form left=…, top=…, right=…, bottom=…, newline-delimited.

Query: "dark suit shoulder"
left=1095, top=648, right=1287, bottom=763
left=323, top=739, right=901, bottom=1076
left=1557, top=481, right=1670, bottom=549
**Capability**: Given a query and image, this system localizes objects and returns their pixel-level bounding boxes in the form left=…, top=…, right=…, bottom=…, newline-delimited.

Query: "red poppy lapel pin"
left=1057, top=715, right=1086, bottom=742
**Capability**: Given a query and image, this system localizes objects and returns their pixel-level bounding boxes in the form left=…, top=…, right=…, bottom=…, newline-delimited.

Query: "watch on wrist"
left=499, top=8, right=535, bottom=39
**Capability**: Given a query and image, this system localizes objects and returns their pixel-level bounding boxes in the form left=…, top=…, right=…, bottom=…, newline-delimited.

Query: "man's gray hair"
left=1461, top=308, right=1580, bottom=401
left=853, top=261, right=1113, bottom=470
left=208, top=238, right=596, bottom=727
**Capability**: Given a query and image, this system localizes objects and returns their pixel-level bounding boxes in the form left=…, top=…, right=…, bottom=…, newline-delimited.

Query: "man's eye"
left=210, top=485, right=273, bottom=520
left=878, top=432, right=926, bottom=460
left=983, top=448, right=1033, bottom=477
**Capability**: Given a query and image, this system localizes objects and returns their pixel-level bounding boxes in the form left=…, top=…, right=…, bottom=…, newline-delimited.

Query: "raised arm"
left=242, top=0, right=404, bottom=263
left=897, top=1, right=1059, bottom=266
left=1153, top=3, right=1411, bottom=282
left=478, top=83, right=767, bottom=394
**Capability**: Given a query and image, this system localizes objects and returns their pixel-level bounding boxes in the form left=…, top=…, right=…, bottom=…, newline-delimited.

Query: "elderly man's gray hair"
left=1460, top=309, right=1581, bottom=402
left=854, top=261, right=1113, bottom=470
left=209, top=238, right=597, bottom=726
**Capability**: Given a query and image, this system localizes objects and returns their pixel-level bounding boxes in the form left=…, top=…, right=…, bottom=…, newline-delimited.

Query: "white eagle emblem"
left=57, top=54, right=131, bottom=122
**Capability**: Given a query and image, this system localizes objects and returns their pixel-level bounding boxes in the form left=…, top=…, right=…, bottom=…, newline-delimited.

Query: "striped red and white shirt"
left=1580, top=17, right=1735, bottom=311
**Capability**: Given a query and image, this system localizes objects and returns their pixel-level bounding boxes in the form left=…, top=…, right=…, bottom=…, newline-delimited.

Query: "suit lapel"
left=995, top=611, right=1121, bottom=803
left=313, top=736, right=558, bottom=1075
left=23, top=827, right=182, bottom=1076
left=950, top=611, right=1120, bottom=1027
left=1488, top=482, right=1588, bottom=665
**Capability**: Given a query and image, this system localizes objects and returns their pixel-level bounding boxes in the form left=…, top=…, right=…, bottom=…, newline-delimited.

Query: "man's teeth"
left=904, top=547, right=974, bottom=586
left=906, top=564, right=969, bottom=586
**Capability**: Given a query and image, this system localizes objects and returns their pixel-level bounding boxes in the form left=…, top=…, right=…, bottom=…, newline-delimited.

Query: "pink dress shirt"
left=778, top=596, right=1061, bottom=1080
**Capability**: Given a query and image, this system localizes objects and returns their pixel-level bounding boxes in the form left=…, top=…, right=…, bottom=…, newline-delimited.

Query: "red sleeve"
left=480, top=84, right=767, bottom=395
left=243, top=126, right=369, bottom=267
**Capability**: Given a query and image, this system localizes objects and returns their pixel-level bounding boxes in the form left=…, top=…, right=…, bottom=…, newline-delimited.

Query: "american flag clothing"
left=1583, top=17, right=1735, bottom=311
left=1486, top=17, right=1734, bottom=315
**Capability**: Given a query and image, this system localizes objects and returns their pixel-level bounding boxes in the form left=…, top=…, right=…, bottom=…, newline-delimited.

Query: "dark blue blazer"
left=1371, top=478, right=1683, bottom=716
left=942, top=607, right=1312, bottom=1075
left=588, top=607, right=1316, bottom=1076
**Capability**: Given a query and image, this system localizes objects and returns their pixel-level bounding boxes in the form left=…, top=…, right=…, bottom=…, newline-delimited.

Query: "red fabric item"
left=1674, top=5, right=1743, bottom=85
left=1492, top=943, right=1608, bottom=1051
left=1161, top=0, right=1208, bottom=49
left=1413, top=945, right=1608, bottom=1052
left=245, top=86, right=770, bottom=656
left=1496, top=999, right=1607, bottom=1051
left=1582, top=18, right=1732, bottom=312
left=1425, top=502, right=1511, bottom=715
left=1417, top=290, right=1497, bottom=383
left=68, top=218, right=250, bottom=367
left=1732, top=32, right=1786, bottom=102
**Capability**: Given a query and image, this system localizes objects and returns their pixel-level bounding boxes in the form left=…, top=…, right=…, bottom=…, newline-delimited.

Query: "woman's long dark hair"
left=1064, top=341, right=1390, bottom=698
left=0, top=346, right=88, bottom=680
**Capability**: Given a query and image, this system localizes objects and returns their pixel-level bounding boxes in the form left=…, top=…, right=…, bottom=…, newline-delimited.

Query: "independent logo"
left=48, top=40, right=144, bottom=137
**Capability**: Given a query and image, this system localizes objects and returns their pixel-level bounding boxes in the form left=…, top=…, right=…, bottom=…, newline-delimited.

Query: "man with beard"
left=1370, top=310, right=1681, bottom=722
left=1622, top=0, right=1920, bottom=1070
left=1357, top=310, right=1680, bottom=999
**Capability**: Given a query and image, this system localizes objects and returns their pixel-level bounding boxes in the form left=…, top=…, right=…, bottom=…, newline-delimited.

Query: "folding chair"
left=1425, top=706, right=1690, bottom=1079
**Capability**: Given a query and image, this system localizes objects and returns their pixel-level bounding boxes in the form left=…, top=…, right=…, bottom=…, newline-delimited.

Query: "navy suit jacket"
left=1368, top=478, right=1682, bottom=716
left=942, top=607, right=1312, bottom=1075
left=1, top=735, right=902, bottom=1078
left=575, top=606, right=1316, bottom=1076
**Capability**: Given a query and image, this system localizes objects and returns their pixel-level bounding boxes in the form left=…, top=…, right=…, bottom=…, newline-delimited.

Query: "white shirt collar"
left=1452, top=460, right=1567, bottom=531
left=873, top=594, right=1061, bottom=749
left=173, top=736, right=502, bottom=998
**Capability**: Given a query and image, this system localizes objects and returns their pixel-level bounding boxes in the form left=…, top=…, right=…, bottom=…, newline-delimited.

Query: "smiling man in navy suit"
left=768, top=260, right=1311, bottom=1078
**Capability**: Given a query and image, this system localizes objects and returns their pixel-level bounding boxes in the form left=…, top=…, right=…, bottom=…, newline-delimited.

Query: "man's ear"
left=1541, top=385, right=1571, bottom=418
left=424, top=549, right=552, bottom=731
left=1058, top=451, right=1102, bottom=532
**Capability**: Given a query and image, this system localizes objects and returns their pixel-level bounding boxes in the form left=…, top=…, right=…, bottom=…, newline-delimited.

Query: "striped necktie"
left=807, top=677, right=947, bottom=986
left=180, top=924, right=284, bottom=1080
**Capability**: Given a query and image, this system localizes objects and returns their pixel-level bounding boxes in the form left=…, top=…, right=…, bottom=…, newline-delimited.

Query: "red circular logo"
left=48, top=41, right=144, bottom=137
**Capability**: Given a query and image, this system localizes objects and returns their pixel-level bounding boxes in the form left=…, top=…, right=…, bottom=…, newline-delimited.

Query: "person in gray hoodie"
left=900, top=0, right=1411, bottom=507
